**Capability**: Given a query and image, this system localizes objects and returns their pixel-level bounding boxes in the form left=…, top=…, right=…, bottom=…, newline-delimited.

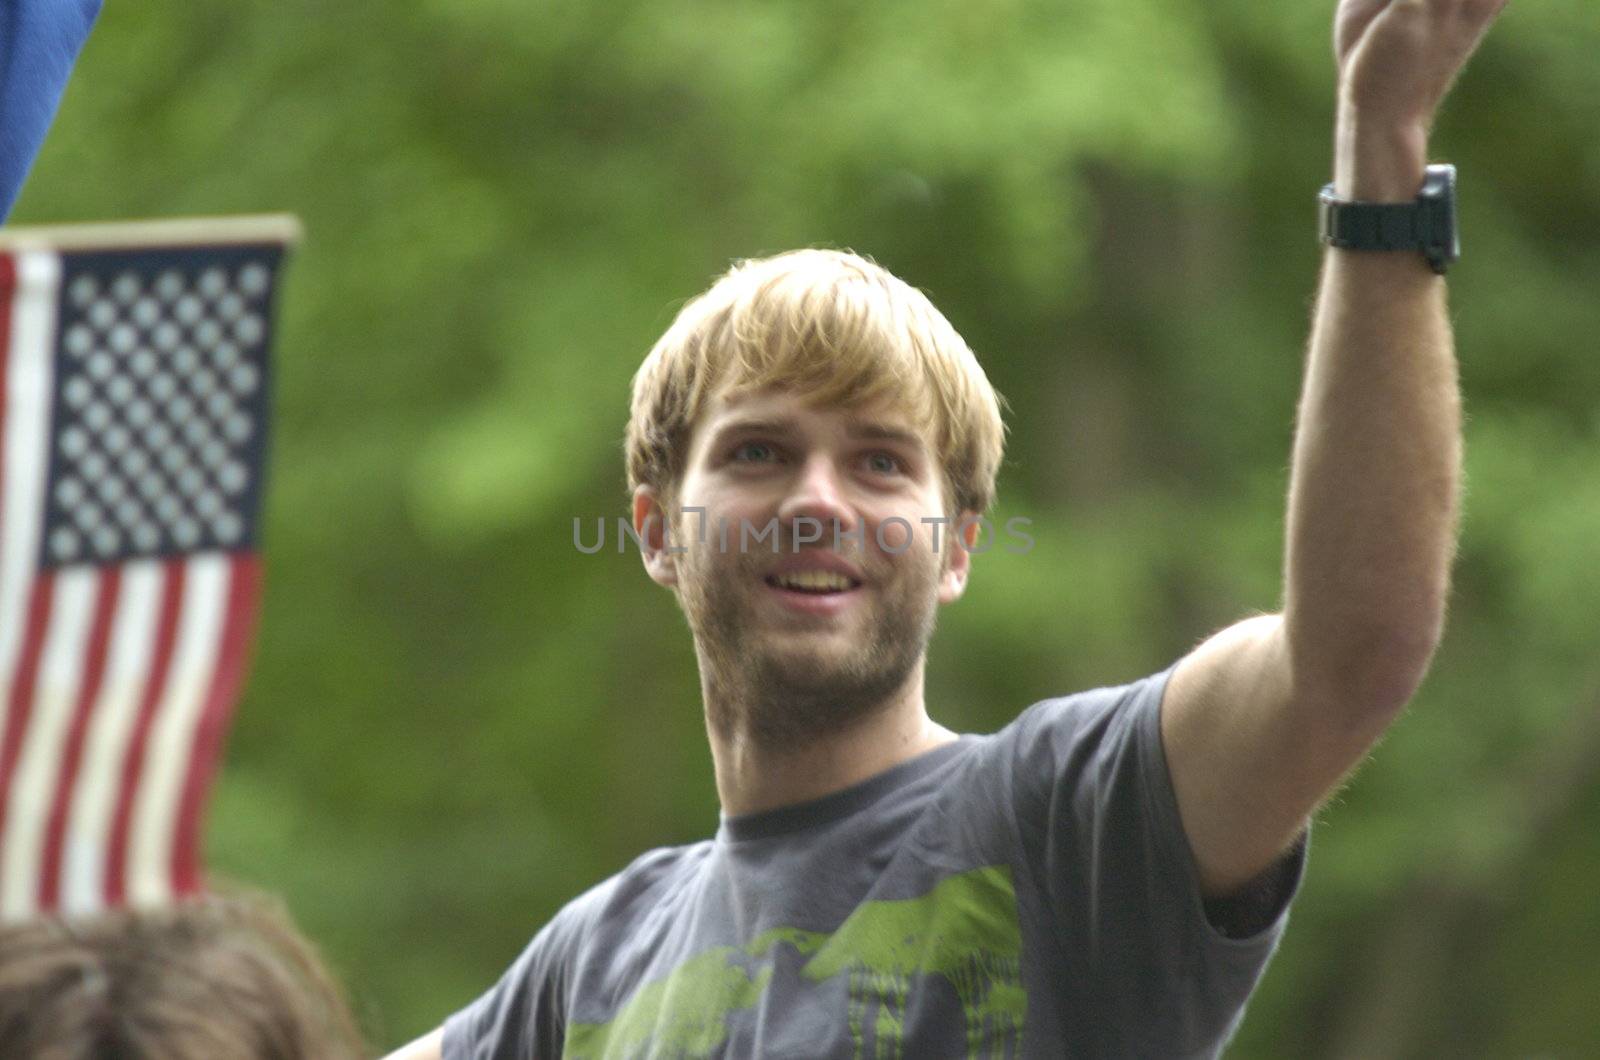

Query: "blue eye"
left=866, top=452, right=902, bottom=475
left=731, top=442, right=778, bottom=463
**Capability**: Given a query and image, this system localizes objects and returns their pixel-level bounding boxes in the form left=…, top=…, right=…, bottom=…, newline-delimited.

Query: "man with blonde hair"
left=395, top=2, right=1509, bottom=1055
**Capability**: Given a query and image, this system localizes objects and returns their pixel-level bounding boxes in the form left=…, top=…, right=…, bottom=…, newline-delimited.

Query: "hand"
left=1334, top=0, right=1510, bottom=129
left=1331, top=0, right=1509, bottom=200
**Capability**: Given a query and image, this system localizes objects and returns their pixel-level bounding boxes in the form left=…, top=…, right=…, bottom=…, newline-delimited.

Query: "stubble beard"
left=676, top=540, right=943, bottom=752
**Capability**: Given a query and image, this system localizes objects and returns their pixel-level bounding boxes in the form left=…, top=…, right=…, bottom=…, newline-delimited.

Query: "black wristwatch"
left=1318, top=164, right=1458, bottom=275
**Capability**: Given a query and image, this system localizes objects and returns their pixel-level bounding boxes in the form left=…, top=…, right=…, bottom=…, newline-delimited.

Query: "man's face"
left=636, top=387, right=973, bottom=748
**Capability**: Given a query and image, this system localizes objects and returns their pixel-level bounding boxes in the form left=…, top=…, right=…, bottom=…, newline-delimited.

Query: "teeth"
left=773, top=570, right=856, bottom=592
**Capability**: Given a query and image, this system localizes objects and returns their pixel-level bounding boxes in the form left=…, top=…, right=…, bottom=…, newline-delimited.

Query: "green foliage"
left=15, top=1, right=1600, bottom=1053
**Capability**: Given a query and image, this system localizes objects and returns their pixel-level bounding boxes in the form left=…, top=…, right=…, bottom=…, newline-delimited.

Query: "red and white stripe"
left=0, top=248, right=259, bottom=923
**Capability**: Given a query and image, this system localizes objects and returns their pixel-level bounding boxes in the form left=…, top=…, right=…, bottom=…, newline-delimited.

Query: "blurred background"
left=14, top=0, right=1600, bottom=1055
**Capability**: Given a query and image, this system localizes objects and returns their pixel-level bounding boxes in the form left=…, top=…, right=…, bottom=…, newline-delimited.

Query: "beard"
left=674, top=526, right=944, bottom=752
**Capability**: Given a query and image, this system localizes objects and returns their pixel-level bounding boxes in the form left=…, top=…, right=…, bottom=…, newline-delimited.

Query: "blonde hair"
left=626, top=249, right=1008, bottom=517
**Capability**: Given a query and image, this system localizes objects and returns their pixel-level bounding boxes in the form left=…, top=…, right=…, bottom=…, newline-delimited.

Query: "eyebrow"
left=710, top=417, right=926, bottom=452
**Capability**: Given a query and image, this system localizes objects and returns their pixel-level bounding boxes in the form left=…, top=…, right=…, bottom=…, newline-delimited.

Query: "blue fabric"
left=0, top=0, right=101, bottom=220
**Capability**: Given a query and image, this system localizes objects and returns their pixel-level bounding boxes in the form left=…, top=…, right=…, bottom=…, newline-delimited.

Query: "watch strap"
left=1318, top=193, right=1429, bottom=251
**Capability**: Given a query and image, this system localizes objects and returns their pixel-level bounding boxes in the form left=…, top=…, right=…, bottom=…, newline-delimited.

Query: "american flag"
left=0, top=216, right=297, bottom=922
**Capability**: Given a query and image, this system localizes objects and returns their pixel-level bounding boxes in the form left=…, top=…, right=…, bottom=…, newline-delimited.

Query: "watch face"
left=1422, top=165, right=1459, bottom=273
left=1421, top=164, right=1457, bottom=201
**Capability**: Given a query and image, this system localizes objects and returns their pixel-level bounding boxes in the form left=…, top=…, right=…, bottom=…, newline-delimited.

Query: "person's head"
left=624, top=249, right=1008, bottom=745
left=0, top=891, right=364, bottom=1060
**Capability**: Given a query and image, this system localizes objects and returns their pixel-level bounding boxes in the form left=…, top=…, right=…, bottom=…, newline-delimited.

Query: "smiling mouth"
left=763, top=574, right=863, bottom=595
left=761, top=577, right=865, bottom=620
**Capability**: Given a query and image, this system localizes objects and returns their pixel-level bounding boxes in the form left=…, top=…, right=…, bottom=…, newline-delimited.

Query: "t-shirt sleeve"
left=1005, top=664, right=1307, bottom=1052
left=442, top=888, right=599, bottom=1060
left=0, top=0, right=101, bottom=220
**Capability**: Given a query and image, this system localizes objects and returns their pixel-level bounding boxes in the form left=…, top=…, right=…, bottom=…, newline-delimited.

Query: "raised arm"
left=1160, top=0, right=1510, bottom=897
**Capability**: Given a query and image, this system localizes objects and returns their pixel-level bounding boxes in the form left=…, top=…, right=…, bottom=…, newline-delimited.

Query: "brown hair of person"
left=0, top=890, right=364, bottom=1060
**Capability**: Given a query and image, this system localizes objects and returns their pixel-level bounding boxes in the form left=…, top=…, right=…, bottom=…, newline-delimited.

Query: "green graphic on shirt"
left=563, top=865, right=1025, bottom=1059
left=803, top=865, right=1026, bottom=1058
left=563, top=947, right=774, bottom=1057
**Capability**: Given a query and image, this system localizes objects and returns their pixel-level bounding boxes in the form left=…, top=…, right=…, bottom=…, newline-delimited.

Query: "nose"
left=777, top=453, right=859, bottom=548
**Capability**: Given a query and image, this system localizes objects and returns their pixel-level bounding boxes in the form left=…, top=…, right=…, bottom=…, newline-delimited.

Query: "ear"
left=937, top=511, right=979, bottom=604
left=633, top=485, right=679, bottom=588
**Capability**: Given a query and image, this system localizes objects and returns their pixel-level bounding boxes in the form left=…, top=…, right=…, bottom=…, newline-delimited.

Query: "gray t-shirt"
left=444, top=665, right=1307, bottom=1058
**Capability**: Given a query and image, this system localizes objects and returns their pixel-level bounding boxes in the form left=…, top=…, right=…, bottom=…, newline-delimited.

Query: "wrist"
left=1333, top=114, right=1429, bottom=201
left=1319, top=164, right=1459, bottom=276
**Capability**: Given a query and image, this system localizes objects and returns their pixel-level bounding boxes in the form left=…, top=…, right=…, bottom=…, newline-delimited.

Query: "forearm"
left=1282, top=113, right=1463, bottom=714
